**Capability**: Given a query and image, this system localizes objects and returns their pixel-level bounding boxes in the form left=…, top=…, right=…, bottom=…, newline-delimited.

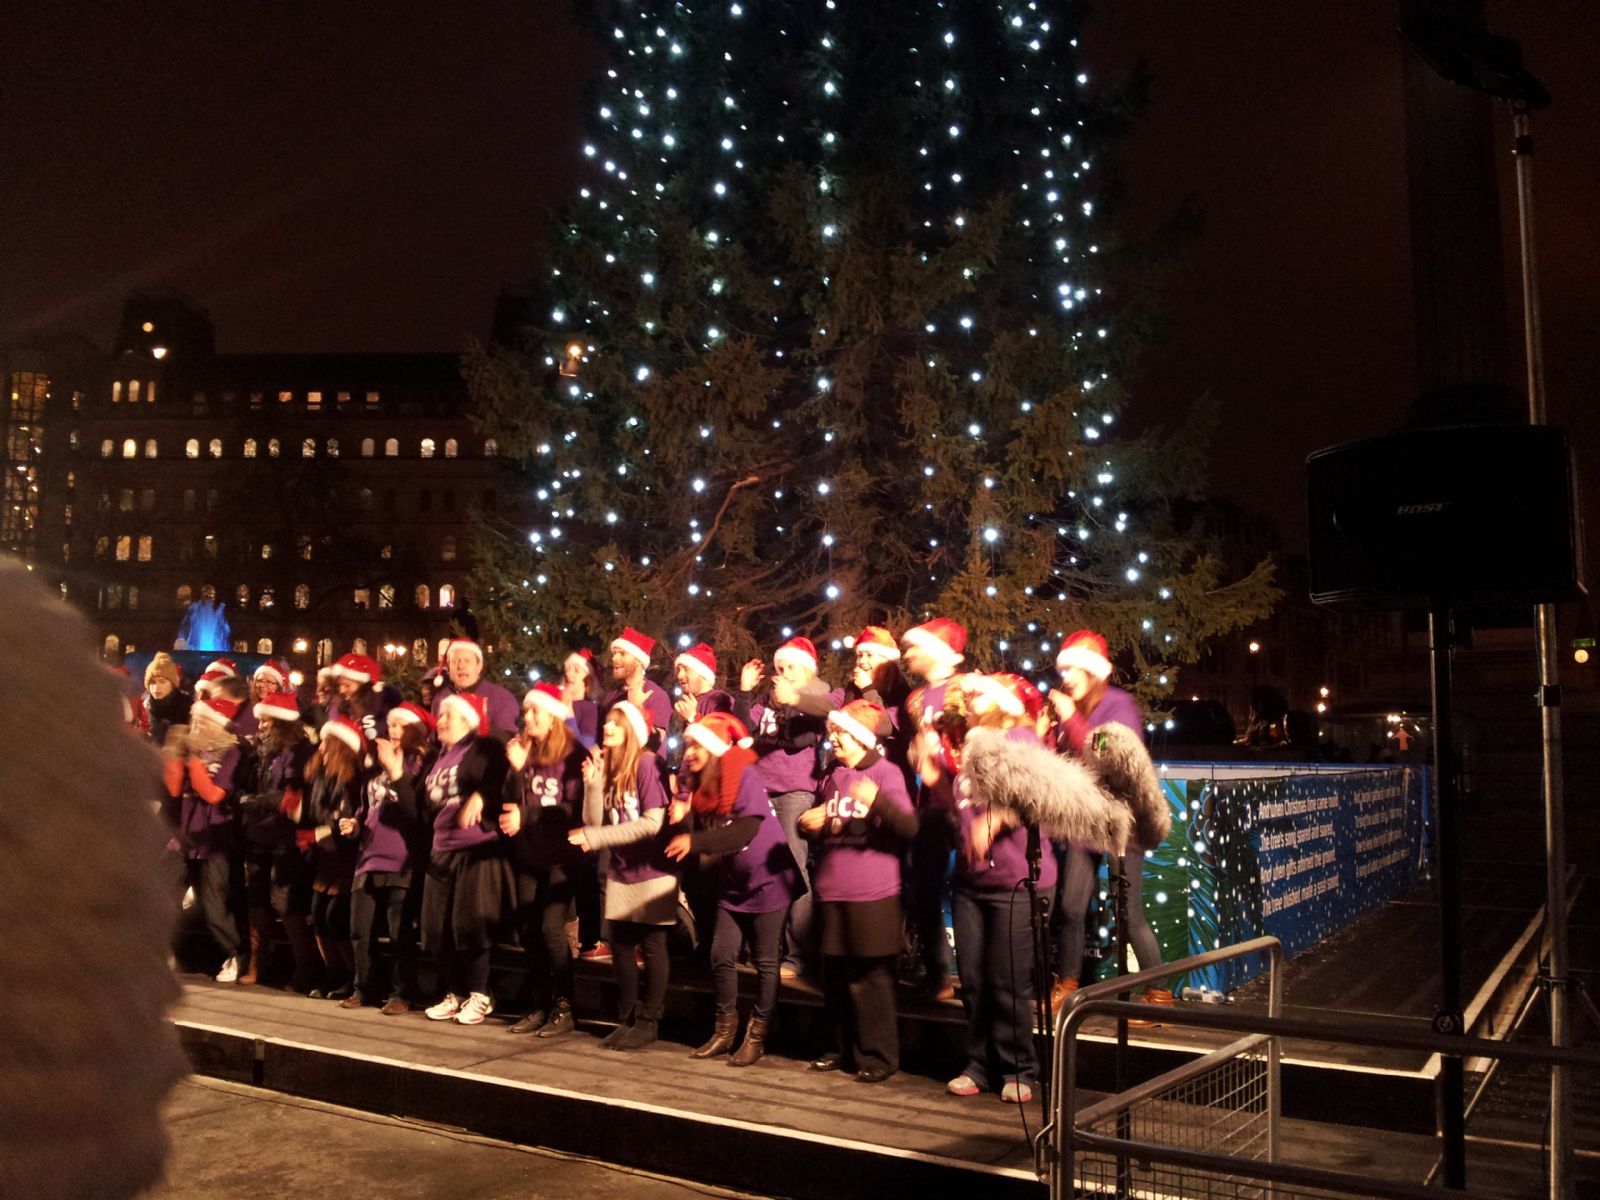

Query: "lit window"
left=300, top=437, right=315, bottom=457
left=103, top=634, right=120, bottom=658
left=233, top=640, right=248, bottom=653
left=101, top=440, right=114, bottom=458
left=201, top=584, right=216, bottom=601
left=384, top=437, right=398, bottom=456
left=439, top=583, right=456, bottom=609
left=257, top=637, right=273, bottom=653
left=414, top=584, right=430, bottom=608
left=337, top=391, right=351, bottom=406
left=112, top=381, right=123, bottom=404
left=297, top=535, right=312, bottom=560
left=95, top=537, right=109, bottom=559
left=105, top=585, right=123, bottom=610
left=484, top=439, right=499, bottom=456
left=421, top=438, right=436, bottom=459
left=412, top=637, right=429, bottom=661
left=317, top=638, right=333, bottom=665
left=278, top=390, right=293, bottom=405
left=365, top=391, right=380, bottom=406
left=268, top=438, right=280, bottom=458
left=444, top=438, right=458, bottom=458
left=144, top=439, right=158, bottom=458
left=129, top=381, right=141, bottom=403
left=307, top=391, right=323, bottom=410
left=379, top=584, right=395, bottom=609
left=244, top=438, right=257, bottom=458
left=250, top=392, right=264, bottom=410
left=353, top=587, right=371, bottom=609
left=326, top=438, right=339, bottom=457
left=361, top=437, right=375, bottom=457
left=119, top=489, right=135, bottom=512
left=115, top=535, right=131, bottom=561
left=137, top=535, right=152, bottom=562
left=380, top=543, right=393, bottom=559
left=208, top=438, right=223, bottom=458
left=352, top=637, right=368, bottom=655
left=185, top=439, right=200, bottom=459
left=146, top=380, right=156, bottom=404
left=203, top=535, right=218, bottom=558
left=260, top=542, right=274, bottom=560
left=441, top=535, right=456, bottom=562
left=260, top=587, right=275, bottom=610
left=177, top=585, right=192, bottom=606
left=237, top=584, right=250, bottom=607
left=122, top=439, right=138, bottom=459
left=294, top=584, right=310, bottom=609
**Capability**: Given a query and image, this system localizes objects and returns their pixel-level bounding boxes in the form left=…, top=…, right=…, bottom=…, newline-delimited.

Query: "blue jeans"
left=953, top=886, right=1038, bottom=1088
left=770, top=789, right=815, bottom=976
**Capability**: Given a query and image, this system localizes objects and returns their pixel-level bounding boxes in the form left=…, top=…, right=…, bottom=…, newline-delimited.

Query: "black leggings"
left=823, top=954, right=899, bottom=1074
left=515, top=868, right=575, bottom=1007
left=711, top=906, right=785, bottom=1019
left=609, top=920, right=670, bottom=1022
left=311, top=888, right=351, bottom=939
left=350, top=877, right=420, bottom=1001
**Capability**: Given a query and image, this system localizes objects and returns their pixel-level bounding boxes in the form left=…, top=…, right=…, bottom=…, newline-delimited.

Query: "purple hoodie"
left=425, top=735, right=511, bottom=854
left=807, top=752, right=916, bottom=903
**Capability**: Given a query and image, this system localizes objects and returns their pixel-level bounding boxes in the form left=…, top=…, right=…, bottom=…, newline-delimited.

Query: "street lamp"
left=559, top=341, right=584, bottom=378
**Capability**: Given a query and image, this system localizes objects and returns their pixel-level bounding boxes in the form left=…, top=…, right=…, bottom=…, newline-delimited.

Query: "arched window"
left=122, top=438, right=137, bottom=458
left=294, top=584, right=310, bottom=609
left=128, top=381, right=141, bottom=403
left=103, top=634, right=120, bottom=659
left=208, top=438, right=223, bottom=458
left=441, top=535, right=456, bottom=562
left=413, top=637, right=429, bottom=662
left=260, top=542, right=274, bottom=559
left=297, top=535, right=313, bottom=560
left=260, top=587, right=275, bottom=610
left=438, top=584, right=456, bottom=609
left=257, top=638, right=273, bottom=653
left=101, top=439, right=114, bottom=458
left=378, top=584, right=395, bottom=609
left=326, top=438, right=339, bottom=458
left=317, top=638, right=333, bottom=666
left=114, top=535, right=131, bottom=561
left=420, top=438, right=435, bottom=459
left=185, top=438, right=200, bottom=459
left=233, top=640, right=249, bottom=654
left=360, top=437, right=375, bottom=457
left=176, top=585, right=192, bottom=607
left=137, top=535, right=152, bottom=562
left=444, top=438, right=458, bottom=458
left=384, top=437, right=399, bottom=457
left=112, top=381, right=123, bottom=404
left=301, top=438, right=316, bottom=458
left=236, top=584, right=250, bottom=607
left=414, top=583, right=430, bottom=608
left=268, top=438, right=281, bottom=458
left=244, top=438, right=257, bottom=458
left=484, top=438, right=498, bottom=456
left=201, top=583, right=216, bottom=601
left=144, top=439, right=158, bottom=458
left=127, top=586, right=140, bottom=610
left=352, top=637, right=368, bottom=655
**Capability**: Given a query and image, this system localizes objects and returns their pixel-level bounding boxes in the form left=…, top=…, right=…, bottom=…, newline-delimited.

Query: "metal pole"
left=1511, top=101, right=1573, bottom=1200
left=1429, top=604, right=1467, bottom=1190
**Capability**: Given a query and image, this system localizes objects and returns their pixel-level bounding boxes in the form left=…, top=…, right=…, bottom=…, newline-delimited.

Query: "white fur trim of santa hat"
left=611, top=627, right=654, bottom=667
left=438, top=692, right=485, bottom=734
left=963, top=672, right=1026, bottom=717
left=1056, top=640, right=1112, bottom=680
left=684, top=721, right=733, bottom=757
left=522, top=683, right=573, bottom=724
left=901, top=624, right=965, bottom=665
left=674, top=644, right=718, bottom=684
left=319, top=719, right=364, bottom=754
left=773, top=637, right=818, bottom=673
left=444, top=637, right=485, bottom=667
left=611, top=699, right=649, bottom=747
left=253, top=697, right=301, bottom=723
left=826, top=705, right=879, bottom=750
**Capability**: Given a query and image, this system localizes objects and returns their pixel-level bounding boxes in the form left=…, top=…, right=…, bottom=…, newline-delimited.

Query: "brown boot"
left=689, top=1011, right=739, bottom=1059
left=237, top=922, right=265, bottom=986
left=1049, top=977, right=1079, bottom=1015
left=728, top=1015, right=768, bottom=1068
left=1128, top=986, right=1175, bottom=1027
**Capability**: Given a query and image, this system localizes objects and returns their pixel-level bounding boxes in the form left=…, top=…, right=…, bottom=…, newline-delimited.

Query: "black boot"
left=599, top=1005, right=635, bottom=1049
left=509, top=1007, right=548, bottom=1035
left=537, top=999, right=576, bottom=1038
left=613, top=1005, right=661, bottom=1051
left=690, top=1011, right=738, bottom=1059
left=728, top=1015, right=768, bottom=1067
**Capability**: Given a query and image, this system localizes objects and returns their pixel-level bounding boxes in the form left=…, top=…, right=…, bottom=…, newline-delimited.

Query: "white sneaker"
left=425, top=993, right=465, bottom=1021
left=182, top=886, right=196, bottom=911
left=214, top=956, right=239, bottom=984
left=455, top=992, right=494, bottom=1026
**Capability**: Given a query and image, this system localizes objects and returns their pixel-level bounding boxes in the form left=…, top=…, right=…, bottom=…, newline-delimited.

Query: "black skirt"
left=421, top=845, right=516, bottom=955
left=818, top=895, right=905, bottom=959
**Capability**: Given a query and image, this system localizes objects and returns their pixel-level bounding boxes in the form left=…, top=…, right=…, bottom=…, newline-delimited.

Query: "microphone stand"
left=1110, top=847, right=1132, bottom=1199
left=1025, top=820, right=1052, bottom=1164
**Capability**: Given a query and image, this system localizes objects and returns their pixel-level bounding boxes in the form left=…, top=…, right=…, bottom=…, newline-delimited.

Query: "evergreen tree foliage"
left=468, top=0, right=1277, bottom=705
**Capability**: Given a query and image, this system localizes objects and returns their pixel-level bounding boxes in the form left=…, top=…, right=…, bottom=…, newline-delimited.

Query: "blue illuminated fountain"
left=175, top=599, right=231, bottom=653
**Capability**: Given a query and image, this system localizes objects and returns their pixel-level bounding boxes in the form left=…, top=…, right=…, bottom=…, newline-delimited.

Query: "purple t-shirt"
left=507, top=744, right=587, bottom=871
left=604, top=754, right=672, bottom=886
left=1064, top=684, right=1144, bottom=753
left=432, top=678, right=520, bottom=741
left=599, top=678, right=673, bottom=747
left=705, top=766, right=803, bottom=914
left=746, top=684, right=829, bottom=795
left=171, top=744, right=241, bottom=861
left=810, top=754, right=915, bottom=903
left=426, top=735, right=510, bottom=854
left=357, top=757, right=428, bottom=876
left=956, top=727, right=1061, bottom=892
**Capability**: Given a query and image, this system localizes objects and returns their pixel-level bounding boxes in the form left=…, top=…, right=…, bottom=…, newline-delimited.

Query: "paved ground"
left=151, top=1077, right=766, bottom=1199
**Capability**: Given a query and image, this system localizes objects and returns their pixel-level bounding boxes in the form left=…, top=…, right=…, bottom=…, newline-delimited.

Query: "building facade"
left=6, top=291, right=508, bottom=682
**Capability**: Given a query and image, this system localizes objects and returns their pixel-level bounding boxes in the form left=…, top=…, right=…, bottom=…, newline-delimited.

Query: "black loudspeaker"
left=1307, top=425, right=1585, bottom=610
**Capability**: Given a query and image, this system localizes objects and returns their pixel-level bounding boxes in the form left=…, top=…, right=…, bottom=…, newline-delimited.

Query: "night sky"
left=4, top=1, right=1595, bottom=560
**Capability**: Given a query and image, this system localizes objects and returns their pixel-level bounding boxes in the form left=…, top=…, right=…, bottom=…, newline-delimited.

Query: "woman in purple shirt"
left=667, top=712, right=803, bottom=1068
left=799, top=699, right=919, bottom=1084
left=346, top=702, right=434, bottom=1013
left=568, top=701, right=676, bottom=1051
left=401, top=691, right=512, bottom=1027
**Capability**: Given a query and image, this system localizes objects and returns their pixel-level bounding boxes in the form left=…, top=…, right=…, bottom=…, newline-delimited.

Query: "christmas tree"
left=467, top=0, right=1277, bottom=706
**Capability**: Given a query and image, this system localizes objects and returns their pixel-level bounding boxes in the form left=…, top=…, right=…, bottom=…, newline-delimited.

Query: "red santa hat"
left=438, top=690, right=490, bottom=736
left=253, top=658, right=292, bottom=688
left=773, top=636, right=818, bottom=674
left=1056, top=629, right=1112, bottom=680
left=565, top=647, right=596, bottom=673
left=901, top=618, right=967, bottom=667
left=684, top=712, right=751, bottom=758
left=332, top=652, right=382, bottom=684
left=674, top=641, right=718, bottom=685
left=611, top=626, right=655, bottom=668
left=853, top=626, right=901, bottom=663
left=195, top=667, right=233, bottom=699
left=253, top=692, right=302, bottom=723
left=191, top=696, right=241, bottom=728
left=320, top=715, right=368, bottom=755
left=203, top=656, right=239, bottom=679
left=827, top=698, right=884, bottom=750
left=523, top=682, right=573, bottom=724
left=609, top=699, right=652, bottom=747
left=390, top=701, right=435, bottom=731
left=962, top=672, right=1026, bottom=718
left=1000, top=672, right=1047, bottom=722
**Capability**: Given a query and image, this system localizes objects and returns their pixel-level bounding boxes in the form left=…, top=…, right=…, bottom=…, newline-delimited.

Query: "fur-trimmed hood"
left=1082, top=721, right=1170, bottom=851
left=960, top=727, right=1132, bottom=854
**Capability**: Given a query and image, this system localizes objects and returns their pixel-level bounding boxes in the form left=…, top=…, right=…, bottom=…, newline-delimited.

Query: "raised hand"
left=739, top=658, right=765, bottom=692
